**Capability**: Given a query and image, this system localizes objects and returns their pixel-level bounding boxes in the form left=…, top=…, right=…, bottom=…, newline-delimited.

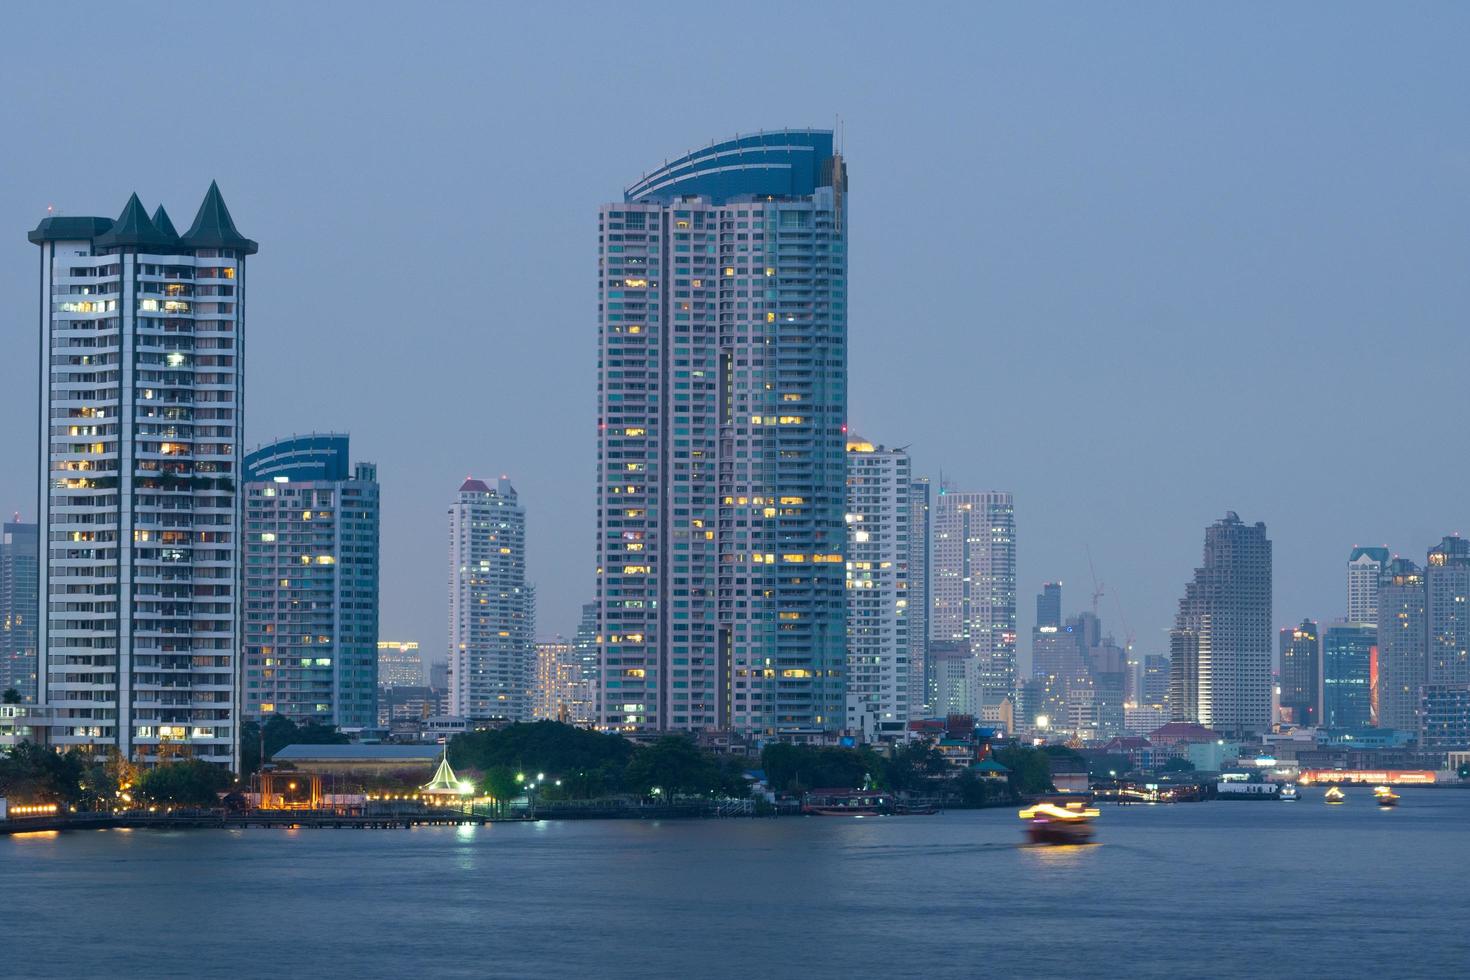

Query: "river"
left=5, top=787, right=1466, bottom=978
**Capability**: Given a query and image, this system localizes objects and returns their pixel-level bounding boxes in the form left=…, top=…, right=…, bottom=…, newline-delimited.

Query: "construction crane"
left=1085, top=545, right=1105, bottom=619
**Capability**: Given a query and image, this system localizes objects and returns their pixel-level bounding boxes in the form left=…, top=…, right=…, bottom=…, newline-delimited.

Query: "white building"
left=29, top=186, right=253, bottom=768
left=931, top=489, right=1017, bottom=710
left=844, top=438, right=910, bottom=739
left=377, top=641, right=423, bottom=689
left=1347, top=546, right=1389, bottom=624
left=448, top=478, right=534, bottom=721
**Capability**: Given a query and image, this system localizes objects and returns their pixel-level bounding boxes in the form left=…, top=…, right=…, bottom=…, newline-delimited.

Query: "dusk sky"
left=3, top=3, right=1467, bottom=669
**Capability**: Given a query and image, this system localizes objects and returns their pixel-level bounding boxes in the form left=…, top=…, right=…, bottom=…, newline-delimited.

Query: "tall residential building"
left=931, top=489, right=1017, bottom=709
left=573, top=602, right=599, bottom=715
left=29, top=185, right=253, bottom=767
left=1036, top=582, right=1062, bottom=630
left=533, top=637, right=595, bottom=725
left=844, top=438, right=910, bottom=739
left=907, top=477, right=931, bottom=717
left=1169, top=512, right=1273, bottom=735
left=1347, top=546, right=1390, bottom=623
left=1376, top=558, right=1426, bottom=733
left=1139, top=654, right=1170, bottom=706
left=1425, top=535, right=1470, bottom=688
left=449, top=477, right=533, bottom=721
left=0, top=522, right=39, bottom=701
left=594, top=130, right=848, bottom=735
left=243, top=435, right=380, bottom=729
left=1278, top=619, right=1320, bottom=727
left=377, top=641, right=423, bottom=689
left=1322, top=622, right=1375, bottom=730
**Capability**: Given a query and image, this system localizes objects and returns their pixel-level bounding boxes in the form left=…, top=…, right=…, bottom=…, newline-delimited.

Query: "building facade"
left=1169, top=512, right=1273, bottom=736
left=931, top=489, right=1017, bottom=710
left=532, top=638, right=595, bottom=725
left=594, top=130, right=848, bottom=735
left=377, top=641, right=423, bottom=689
left=448, top=477, right=533, bottom=721
left=242, top=435, right=379, bottom=729
left=1376, top=558, right=1426, bottom=733
left=907, top=477, right=931, bottom=718
left=1278, top=619, right=1320, bottom=727
left=1347, top=546, right=1389, bottom=624
left=843, top=438, right=911, bottom=738
left=1322, top=622, right=1375, bottom=730
left=29, top=185, right=252, bottom=767
left=0, top=522, right=39, bottom=701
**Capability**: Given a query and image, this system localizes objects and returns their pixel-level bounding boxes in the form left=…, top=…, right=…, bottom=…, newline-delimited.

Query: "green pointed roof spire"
left=420, top=747, right=471, bottom=796
left=150, top=204, right=180, bottom=240
left=181, top=180, right=258, bottom=255
left=95, top=193, right=177, bottom=250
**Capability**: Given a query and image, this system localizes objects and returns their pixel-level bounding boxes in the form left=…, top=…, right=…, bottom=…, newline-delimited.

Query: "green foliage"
left=993, top=745, right=1054, bottom=796
left=241, top=714, right=349, bottom=775
left=480, top=765, right=522, bottom=803
left=879, top=743, right=950, bottom=794
left=760, top=743, right=881, bottom=795
left=451, top=721, right=634, bottom=795
left=624, top=736, right=747, bottom=797
left=0, top=742, right=87, bottom=804
left=955, top=773, right=992, bottom=806
left=2, top=688, right=22, bottom=705
left=136, top=759, right=232, bottom=806
left=1160, top=757, right=1196, bottom=773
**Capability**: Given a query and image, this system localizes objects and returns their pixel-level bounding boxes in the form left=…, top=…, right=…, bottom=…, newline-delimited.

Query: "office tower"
left=1278, top=619, right=1320, bottom=727
left=595, top=130, right=848, bottom=735
left=907, top=477, right=931, bottom=718
left=1168, top=512, right=1273, bottom=735
left=1376, top=558, right=1426, bottom=732
left=0, top=522, right=39, bottom=701
left=1425, top=536, right=1470, bottom=687
left=377, top=641, right=423, bottom=689
left=29, top=185, right=253, bottom=767
left=928, top=641, right=978, bottom=717
left=1036, top=582, right=1062, bottom=630
left=1140, top=654, right=1170, bottom=706
left=843, top=437, right=910, bottom=739
left=1420, top=687, right=1470, bottom=749
left=1322, top=622, right=1375, bottom=729
left=931, top=489, right=1017, bottom=709
left=573, top=602, right=599, bottom=713
left=242, top=435, right=379, bottom=729
left=449, top=477, right=533, bottom=721
left=1347, top=546, right=1389, bottom=623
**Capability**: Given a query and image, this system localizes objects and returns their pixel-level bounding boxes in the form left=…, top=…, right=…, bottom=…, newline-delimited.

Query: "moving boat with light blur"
left=1279, top=784, right=1299, bottom=802
left=1324, top=786, right=1346, bottom=804
left=1374, top=785, right=1400, bottom=807
left=1019, top=801, right=1099, bottom=844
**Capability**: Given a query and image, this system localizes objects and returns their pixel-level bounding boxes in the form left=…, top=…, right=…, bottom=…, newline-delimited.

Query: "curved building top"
left=245, top=434, right=350, bottom=482
left=625, top=129, right=841, bottom=204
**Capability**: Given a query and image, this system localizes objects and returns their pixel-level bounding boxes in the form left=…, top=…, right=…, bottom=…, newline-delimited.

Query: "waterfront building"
left=1424, top=535, right=1470, bottom=746
left=594, top=130, right=848, bottom=735
left=29, top=185, right=253, bottom=767
left=1347, top=546, right=1390, bottom=623
left=844, top=437, right=911, bottom=739
left=0, top=521, right=39, bottom=701
left=1421, top=686, right=1470, bottom=749
left=1376, top=558, right=1426, bottom=733
left=907, top=477, right=932, bottom=718
left=1322, top=622, right=1375, bottom=730
left=1278, top=619, right=1320, bottom=727
left=243, top=435, right=379, bottom=729
left=377, top=641, right=423, bottom=689
left=448, top=477, right=534, bottom=721
left=931, top=489, right=1017, bottom=709
left=1169, top=512, right=1273, bottom=736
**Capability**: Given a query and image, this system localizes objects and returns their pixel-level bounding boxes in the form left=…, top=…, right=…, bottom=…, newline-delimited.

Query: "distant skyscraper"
left=1036, top=582, right=1062, bottom=630
left=844, top=438, right=910, bottom=738
left=30, top=185, right=253, bottom=767
left=532, top=638, right=574, bottom=721
left=0, top=522, right=39, bottom=702
left=243, top=435, right=380, bottom=729
left=1140, top=654, right=1170, bottom=706
left=1425, top=535, right=1470, bottom=688
left=1278, top=619, right=1320, bottom=727
left=573, top=602, right=599, bottom=709
left=448, top=477, right=534, bottom=721
left=932, top=489, right=1017, bottom=709
left=1322, top=622, right=1375, bottom=730
left=1347, top=547, right=1389, bottom=623
left=907, top=477, right=932, bottom=718
left=377, top=641, right=423, bottom=689
left=594, top=130, right=848, bottom=735
left=1376, top=558, right=1426, bottom=733
left=1169, top=512, right=1273, bottom=735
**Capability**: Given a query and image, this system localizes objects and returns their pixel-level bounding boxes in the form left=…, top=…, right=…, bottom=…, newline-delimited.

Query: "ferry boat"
left=1324, top=786, right=1346, bottom=805
left=801, top=789, right=891, bottom=816
left=1279, top=784, right=1299, bottom=802
left=1019, top=801, right=1099, bottom=845
left=1373, top=786, right=1400, bottom=808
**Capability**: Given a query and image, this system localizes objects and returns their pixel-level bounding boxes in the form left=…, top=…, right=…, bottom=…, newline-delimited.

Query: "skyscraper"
left=907, top=477, right=931, bottom=718
left=0, top=522, right=39, bottom=702
left=1425, top=535, right=1470, bottom=688
left=844, top=437, right=910, bottom=738
left=29, top=185, right=253, bottom=767
left=1322, top=622, right=1376, bottom=730
left=377, top=641, right=423, bottom=689
left=243, top=435, right=380, bottom=729
left=932, top=489, right=1017, bottom=709
left=1376, top=558, right=1426, bottom=733
left=1036, top=582, right=1062, bottom=630
left=595, top=130, right=848, bottom=735
left=573, top=602, right=599, bottom=717
left=1278, top=619, right=1320, bottom=727
left=1169, top=512, right=1273, bottom=735
left=1347, top=546, right=1390, bottom=623
left=449, top=477, right=534, bottom=721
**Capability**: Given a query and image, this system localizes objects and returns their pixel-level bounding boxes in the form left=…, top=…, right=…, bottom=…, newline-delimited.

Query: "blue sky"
left=2, top=3, right=1467, bottom=667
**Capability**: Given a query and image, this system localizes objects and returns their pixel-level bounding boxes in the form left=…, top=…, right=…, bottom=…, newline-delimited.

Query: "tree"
left=240, top=714, right=349, bottom=775
left=994, top=745, right=1054, bottom=796
left=760, top=744, right=879, bottom=795
left=136, top=760, right=231, bottom=806
left=624, top=736, right=741, bottom=797
left=1160, top=757, right=1196, bottom=773
left=955, top=774, right=992, bottom=806
left=880, top=743, right=950, bottom=794
left=2, top=688, right=22, bottom=705
left=450, top=721, right=635, bottom=797
left=0, top=742, right=87, bottom=804
left=480, top=766, right=522, bottom=807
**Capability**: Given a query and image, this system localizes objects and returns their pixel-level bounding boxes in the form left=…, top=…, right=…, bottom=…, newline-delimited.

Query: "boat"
left=1373, top=786, right=1400, bottom=808
left=1019, top=801, right=1099, bottom=845
left=1279, top=784, right=1299, bottom=802
left=1324, top=786, right=1346, bottom=805
left=801, top=789, right=892, bottom=816
left=893, top=802, right=938, bottom=816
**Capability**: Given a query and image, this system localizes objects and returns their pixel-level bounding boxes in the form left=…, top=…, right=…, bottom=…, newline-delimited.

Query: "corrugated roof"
left=271, top=744, right=444, bottom=762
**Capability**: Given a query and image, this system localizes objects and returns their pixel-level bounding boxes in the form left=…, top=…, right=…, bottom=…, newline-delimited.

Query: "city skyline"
left=3, top=6, right=1470, bottom=674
